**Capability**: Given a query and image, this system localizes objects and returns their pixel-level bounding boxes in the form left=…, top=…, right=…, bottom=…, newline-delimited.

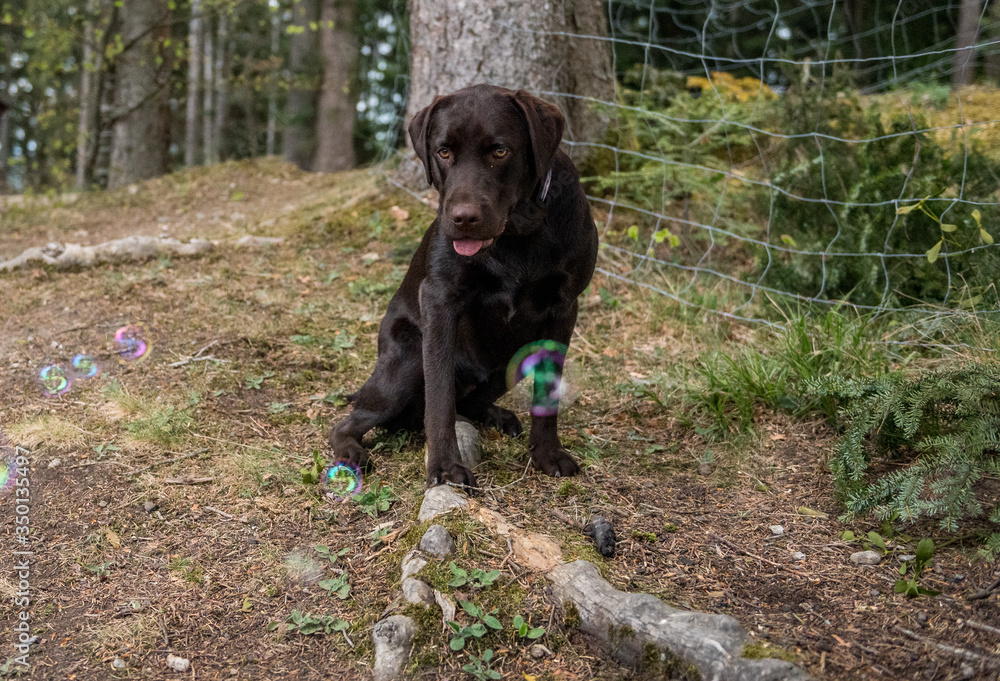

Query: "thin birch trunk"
left=186, top=0, right=202, bottom=166
left=202, top=13, right=215, bottom=164
left=266, top=7, right=281, bottom=156
left=212, top=9, right=229, bottom=163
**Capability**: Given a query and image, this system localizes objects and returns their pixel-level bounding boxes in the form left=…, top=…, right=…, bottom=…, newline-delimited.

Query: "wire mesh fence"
left=377, top=1, right=1000, bottom=336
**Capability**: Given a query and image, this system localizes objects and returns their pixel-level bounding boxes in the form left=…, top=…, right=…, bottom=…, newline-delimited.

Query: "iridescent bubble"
left=506, top=340, right=569, bottom=417
left=323, top=462, right=362, bottom=501
left=114, top=324, right=151, bottom=361
left=282, top=551, right=324, bottom=586
left=70, top=353, right=101, bottom=379
left=0, top=435, right=16, bottom=498
left=39, top=364, right=72, bottom=397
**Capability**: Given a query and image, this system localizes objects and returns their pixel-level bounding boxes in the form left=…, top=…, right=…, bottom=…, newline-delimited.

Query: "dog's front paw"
left=426, top=462, right=478, bottom=490
left=530, top=445, right=580, bottom=478
left=331, top=439, right=373, bottom=473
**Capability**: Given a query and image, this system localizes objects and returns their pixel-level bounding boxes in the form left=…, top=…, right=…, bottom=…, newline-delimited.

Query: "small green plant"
left=448, top=562, right=501, bottom=589
left=354, top=482, right=396, bottom=517
left=462, top=649, right=501, bottom=681
left=894, top=538, right=940, bottom=598
left=92, top=442, right=120, bottom=456
left=896, top=200, right=994, bottom=264
left=447, top=601, right=502, bottom=650
left=84, top=560, right=114, bottom=577
left=447, top=620, right=487, bottom=651
left=314, top=545, right=349, bottom=565
left=511, top=615, right=545, bottom=639
left=300, top=450, right=326, bottom=484
left=245, top=371, right=275, bottom=390
left=863, top=531, right=888, bottom=554
left=318, top=575, right=351, bottom=599
left=631, top=530, right=657, bottom=542
left=369, top=526, right=391, bottom=547
left=277, top=610, right=350, bottom=636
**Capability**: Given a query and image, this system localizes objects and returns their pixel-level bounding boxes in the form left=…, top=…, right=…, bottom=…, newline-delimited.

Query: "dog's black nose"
left=449, top=203, right=481, bottom=227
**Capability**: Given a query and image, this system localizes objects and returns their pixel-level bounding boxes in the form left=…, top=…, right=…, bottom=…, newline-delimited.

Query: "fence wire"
left=382, top=1, right=1000, bottom=332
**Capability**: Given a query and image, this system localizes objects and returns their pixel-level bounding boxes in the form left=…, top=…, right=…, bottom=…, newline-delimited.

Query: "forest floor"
left=1, top=158, right=998, bottom=680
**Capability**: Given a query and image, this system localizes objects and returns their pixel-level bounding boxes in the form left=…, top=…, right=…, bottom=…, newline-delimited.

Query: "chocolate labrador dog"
left=329, top=84, right=598, bottom=488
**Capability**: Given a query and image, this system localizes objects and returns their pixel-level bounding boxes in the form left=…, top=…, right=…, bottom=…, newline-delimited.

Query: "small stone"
left=850, top=550, right=882, bottom=565
left=897, top=554, right=916, bottom=563
left=418, top=485, right=468, bottom=522
left=98, top=500, right=108, bottom=508
left=47, top=458, right=61, bottom=469
left=143, top=500, right=158, bottom=513
left=916, top=611, right=928, bottom=624
left=951, top=574, right=965, bottom=583
left=112, top=657, right=126, bottom=669
left=529, top=644, right=553, bottom=659
left=698, top=463, right=712, bottom=476
left=791, top=552, right=806, bottom=561
left=373, top=616, right=417, bottom=681
left=960, top=663, right=975, bottom=679
left=434, top=590, right=456, bottom=623
left=769, top=525, right=784, bottom=536
left=454, top=418, right=482, bottom=470
left=418, top=525, right=456, bottom=559
left=401, top=550, right=427, bottom=581
left=870, top=589, right=880, bottom=597
left=401, top=578, right=435, bottom=607
left=166, top=654, right=190, bottom=672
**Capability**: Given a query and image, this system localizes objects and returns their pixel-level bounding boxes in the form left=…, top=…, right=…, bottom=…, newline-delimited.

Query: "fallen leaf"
left=797, top=506, right=829, bottom=518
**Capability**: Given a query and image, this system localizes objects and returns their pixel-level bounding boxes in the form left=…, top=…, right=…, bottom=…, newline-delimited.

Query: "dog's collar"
left=539, top=169, right=553, bottom=202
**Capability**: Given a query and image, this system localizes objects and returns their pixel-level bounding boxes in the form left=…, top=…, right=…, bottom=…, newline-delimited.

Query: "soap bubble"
left=70, top=353, right=101, bottom=379
left=39, top=364, right=72, bottom=397
left=506, top=340, right=569, bottom=417
left=0, top=432, right=16, bottom=498
left=323, top=462, right=362, bottom=501
left=114, top=324, right=150, bottom=361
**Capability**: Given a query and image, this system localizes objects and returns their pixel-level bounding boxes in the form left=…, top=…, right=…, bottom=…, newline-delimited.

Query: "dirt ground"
left=1, top=159, right=998, bottom=680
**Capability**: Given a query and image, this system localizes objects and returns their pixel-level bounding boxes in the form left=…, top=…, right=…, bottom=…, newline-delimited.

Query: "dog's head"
left=408, top=84, right=564, bottom=256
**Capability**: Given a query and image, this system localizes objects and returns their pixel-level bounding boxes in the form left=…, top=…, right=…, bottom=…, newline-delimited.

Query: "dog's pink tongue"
left=453, top=239, right=490, bottom=256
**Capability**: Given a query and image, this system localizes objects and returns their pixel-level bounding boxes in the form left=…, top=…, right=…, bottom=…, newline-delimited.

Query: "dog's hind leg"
left=329, top=325, right=423, bottom=471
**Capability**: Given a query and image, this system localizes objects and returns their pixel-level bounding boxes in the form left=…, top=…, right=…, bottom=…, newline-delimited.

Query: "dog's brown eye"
left=493, top=147, right=508, bottom=159
left=437, top=148, right=451, bottom=160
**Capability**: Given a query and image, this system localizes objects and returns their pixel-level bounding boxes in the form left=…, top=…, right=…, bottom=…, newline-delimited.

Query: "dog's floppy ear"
left=512, top=90, right=565, bottom=180
left=408, top=96, right=443, bottom=187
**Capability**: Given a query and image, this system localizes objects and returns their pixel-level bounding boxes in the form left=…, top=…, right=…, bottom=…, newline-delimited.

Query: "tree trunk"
left=108, top=0, right=170, bottom=189
left=953, top=0, right=983, bottom=88
left=0, top=98, right=9, bottom=194
left=283, top=0, right=320, bottom=170
left=266, top=7, right=281, bottom=156
left=212, top=9, right=230, bottom=163
left=202, top=13, right=215, bottom=164
left=76, top=0, right=98, bottom=190
left=313, top=0, right=357, bottom=172
left=185, top=0, right=201, bottom=167
left=985, top=4, right=1000, bottom=83
left=404, top=0, right=614, bottom=171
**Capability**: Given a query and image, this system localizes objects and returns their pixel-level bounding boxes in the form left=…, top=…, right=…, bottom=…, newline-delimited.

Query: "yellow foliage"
left=685, top=71, right=777, bottom=102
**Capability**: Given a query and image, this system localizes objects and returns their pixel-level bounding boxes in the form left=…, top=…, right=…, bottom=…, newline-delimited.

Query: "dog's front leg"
left=420, top=279, right=477, bottom=489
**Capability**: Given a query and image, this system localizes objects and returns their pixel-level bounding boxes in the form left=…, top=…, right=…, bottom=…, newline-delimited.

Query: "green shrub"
left=757, top=69, right=1000, bottom=307
left=808, top=364, right=1000, bottom=555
